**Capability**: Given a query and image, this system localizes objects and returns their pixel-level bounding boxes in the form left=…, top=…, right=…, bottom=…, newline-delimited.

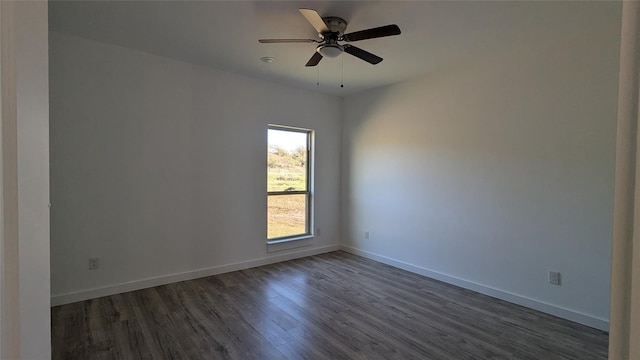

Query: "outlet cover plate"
left=89, top=257, right=99, bottom=270
left=549, top=271, right=561, bottom=285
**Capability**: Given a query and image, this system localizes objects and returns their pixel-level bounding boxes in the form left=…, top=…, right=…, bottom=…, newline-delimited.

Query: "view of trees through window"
left=267, top=127, right=311, bottom=240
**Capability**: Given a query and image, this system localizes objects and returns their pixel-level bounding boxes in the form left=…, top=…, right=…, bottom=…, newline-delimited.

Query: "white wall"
left=0, top=1, right=50, bottom=358
left=49, top=32, right=341, bottom=304
left=341, top=25, right=620, bottom=330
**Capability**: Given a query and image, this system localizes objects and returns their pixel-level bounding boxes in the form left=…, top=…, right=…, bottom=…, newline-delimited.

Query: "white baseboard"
left=51, top=244, right=340, bottom=306
left=340, top=245, right=609, bottom=332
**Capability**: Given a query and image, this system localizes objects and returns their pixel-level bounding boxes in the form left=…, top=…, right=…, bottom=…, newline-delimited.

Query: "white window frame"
left=266, top=125, right=314, bottom=246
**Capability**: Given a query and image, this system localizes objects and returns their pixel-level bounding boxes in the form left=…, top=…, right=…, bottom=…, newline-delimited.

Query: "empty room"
left=2, top=0, right=640, bottom=359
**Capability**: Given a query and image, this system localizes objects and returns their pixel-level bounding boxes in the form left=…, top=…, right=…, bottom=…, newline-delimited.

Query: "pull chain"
left=316, top=64, right=320, bottom=86
left=340, top=53, right=344, bottom=88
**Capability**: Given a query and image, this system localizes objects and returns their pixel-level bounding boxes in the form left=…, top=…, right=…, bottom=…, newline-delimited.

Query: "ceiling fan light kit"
left=259, top=8, right=401, bottom=67
left=317, top=44, right=343, bottom=58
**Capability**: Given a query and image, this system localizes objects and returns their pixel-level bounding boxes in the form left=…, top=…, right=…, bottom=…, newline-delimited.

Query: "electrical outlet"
left=316, top=228, right=321, bottom=236
left=364, top=231, right=370, bottom=240
left=549, top=271, right=561, bottom=285
left=89, top=257, right=100, bottom=270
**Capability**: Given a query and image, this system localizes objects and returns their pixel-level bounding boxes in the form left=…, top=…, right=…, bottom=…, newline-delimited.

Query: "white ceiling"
left=49, top=1, right=621, bottom=96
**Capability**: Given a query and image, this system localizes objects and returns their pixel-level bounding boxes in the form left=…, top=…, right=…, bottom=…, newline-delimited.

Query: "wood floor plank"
left=52, top=251, right=608, bottom=359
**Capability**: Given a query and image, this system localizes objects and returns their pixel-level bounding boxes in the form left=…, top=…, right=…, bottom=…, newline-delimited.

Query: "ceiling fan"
left=259, top=8, right=401, bottom=67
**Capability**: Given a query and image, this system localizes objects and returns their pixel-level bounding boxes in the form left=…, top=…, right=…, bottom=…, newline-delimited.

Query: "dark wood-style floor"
left=51, top=251, right=608, bottom=359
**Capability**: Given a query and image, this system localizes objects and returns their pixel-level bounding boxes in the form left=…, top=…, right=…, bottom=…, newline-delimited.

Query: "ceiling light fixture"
left=316, top=43, right=342, bottom=58
left=260, top=56, right=276, bottom=63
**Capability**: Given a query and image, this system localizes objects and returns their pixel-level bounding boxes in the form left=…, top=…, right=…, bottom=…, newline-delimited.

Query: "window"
left=267, top=126, right=312, bottom=241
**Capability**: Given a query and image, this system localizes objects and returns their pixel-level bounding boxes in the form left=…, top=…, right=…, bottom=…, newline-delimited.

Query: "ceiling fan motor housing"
left=321, top=16, right=348, bottom=35
left=316, top=16, right=347, bottom=58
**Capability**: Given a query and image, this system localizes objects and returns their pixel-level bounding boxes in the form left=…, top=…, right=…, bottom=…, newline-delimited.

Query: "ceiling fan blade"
left=259, top=39, right=317, bottom=43
left=299, top=8, right=329, bottom=33
left=343, top=45, right=383, bottom=64
left=305, top=52, right=323, bottom=67
left=342, top=24, right=401, bottom=42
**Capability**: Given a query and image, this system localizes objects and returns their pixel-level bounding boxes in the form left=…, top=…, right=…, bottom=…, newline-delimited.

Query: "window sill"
left=267, top=235, right=313, bottom=253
